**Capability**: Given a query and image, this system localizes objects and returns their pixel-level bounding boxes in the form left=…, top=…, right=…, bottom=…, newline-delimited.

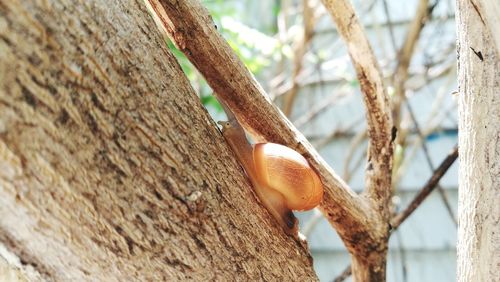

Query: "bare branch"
left=405, top=101, right=458, bottom=226
left=381, top=0, right=398, bottom=54
left=293, top=90, right=350, bottom=128
left=386, top=0, right=456, bottom=226
left=320, top=0, right=394, bottom=216
left=332, top=265, right=352, bottom=282
left=282, top=0, right=319, bottom=116
left=392, top=0, right=434, bottom=126
left=316, top=14, right=455, bottom=37
left=393, top=69, right=456, bottom=185
left=390, top=145, right=458, bottom=228
left=343, top=130, right=367, bottom=182
left=345, top=144, right=368, bottom=185
left=394, top=230, right=409, bottom=282
left=315, top=116, right=364, bottom=149
left=302, top=209, right=323, bottom=237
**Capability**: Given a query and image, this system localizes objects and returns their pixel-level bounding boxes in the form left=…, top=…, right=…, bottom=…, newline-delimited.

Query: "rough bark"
left=456, top=0, right=500, bottom=281
left=0, top=256, right=29, bottom=282
left=0, top=0, right=318, bottom=280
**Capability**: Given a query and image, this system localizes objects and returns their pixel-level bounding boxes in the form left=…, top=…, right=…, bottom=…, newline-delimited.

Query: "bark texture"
left=456, top=0, right=500, bottom=280
left=0, top=256, right=28, bottom=282
left=0, top=0, right=318, bottom=280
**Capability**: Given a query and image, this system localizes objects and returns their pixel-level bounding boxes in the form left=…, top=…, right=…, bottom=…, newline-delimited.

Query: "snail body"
left=218, top=115, right=323, bottom=235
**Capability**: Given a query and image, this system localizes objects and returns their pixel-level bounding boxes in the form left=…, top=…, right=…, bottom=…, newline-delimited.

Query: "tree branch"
left=283, top=0, right=318, bottom=116
left=293, top=90, right=350, bottom=128
left=404, top=101, right=458, bottom=226
left=392, top=0, right=434, bottom=128
left=333, top=265, right=352, bottom=282
left=320, top=0, right=394, bottom=216
left=390, top=145, right=458, bottom=228
left=146, top=0, right=383, bottom=257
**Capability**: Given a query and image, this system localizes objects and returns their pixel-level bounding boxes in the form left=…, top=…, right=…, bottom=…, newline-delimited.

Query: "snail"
left=217, top=100, right=323, bottom=235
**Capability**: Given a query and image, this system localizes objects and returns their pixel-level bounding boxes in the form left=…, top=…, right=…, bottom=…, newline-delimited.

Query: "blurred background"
left=171, top=0, right=458, bottom=281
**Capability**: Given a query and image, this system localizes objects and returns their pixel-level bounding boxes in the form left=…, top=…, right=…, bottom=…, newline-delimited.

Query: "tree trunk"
left=351, top=249, right=387, bottom=282
left=456, top=0, right=500, bottom=281
left=0, top=1, right=317, bottom=280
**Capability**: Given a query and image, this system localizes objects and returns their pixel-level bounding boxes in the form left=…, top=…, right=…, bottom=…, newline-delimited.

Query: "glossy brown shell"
left=253, top=143, right=323, bottom=211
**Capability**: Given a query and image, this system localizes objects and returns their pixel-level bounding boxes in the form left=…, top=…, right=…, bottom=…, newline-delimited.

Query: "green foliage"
left=218, top=11, right=285, bottom=73
left=165, top=1, right=279, bottom=112
left=270, top=1, right=281, bottom=34
left=166, top=40, right=194, bottom=81
left=201, top=95, right=223, bottom=112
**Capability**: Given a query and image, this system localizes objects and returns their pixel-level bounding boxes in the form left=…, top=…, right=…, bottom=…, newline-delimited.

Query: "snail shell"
left=253, top=143, right=324, bottom=211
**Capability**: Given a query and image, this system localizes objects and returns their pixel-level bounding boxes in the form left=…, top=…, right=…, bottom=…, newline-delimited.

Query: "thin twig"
left=343, top=130, right=367, bottom=181
left=332, top=265, right=351, bottom=282
left=391, top=146, right=458, bottom=228
left=381, top=0, right=398, bottom=54
left=302, top=209, right=323, bottom=237
left=293, top=90, right=350, bottom=128
left=394, top=230, right=408, bottom=282
left=316, top=14, right=455, bottom=37
left=392, top=0, right=434, bottom=126
left=315, top=116, right=364, bottom=149
left=274, top=55, right=454, bottom=98
left=269, top=0, right=291, bottom=100
left=283, top=0, right=319, bottom=116
left=345, top=146, right=368, bottom=185
left=392, top=69, right=456, bottom=185
left=405, top=101, right=457, bottom=226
